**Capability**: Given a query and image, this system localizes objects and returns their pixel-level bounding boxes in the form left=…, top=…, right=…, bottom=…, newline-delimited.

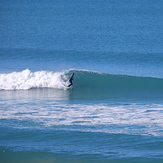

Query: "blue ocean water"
left=0, top=0, right=163, bottom=162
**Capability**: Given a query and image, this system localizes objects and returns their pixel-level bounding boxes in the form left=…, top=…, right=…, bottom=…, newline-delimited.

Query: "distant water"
left=0, top=0, right=163, bottom=162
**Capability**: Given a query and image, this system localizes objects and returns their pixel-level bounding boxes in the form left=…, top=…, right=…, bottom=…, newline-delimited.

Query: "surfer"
left=67, top=72, right=74, bottom=87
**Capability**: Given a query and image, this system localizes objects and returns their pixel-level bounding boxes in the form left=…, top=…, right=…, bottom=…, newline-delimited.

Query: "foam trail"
left=0, top=69, right=67, bottom=90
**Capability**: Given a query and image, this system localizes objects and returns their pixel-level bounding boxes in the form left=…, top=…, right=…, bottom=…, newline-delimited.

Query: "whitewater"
left=1, top=61, right=163, bottom=163
left=1, top=69, right=163, bottom=95
left=1, top=0, right=163, bottom=162
left=0, top=69, right=67, bottom=90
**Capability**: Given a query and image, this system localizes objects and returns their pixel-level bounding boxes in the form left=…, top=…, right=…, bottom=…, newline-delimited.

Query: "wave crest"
left=0, top=69, right=163, bottom=94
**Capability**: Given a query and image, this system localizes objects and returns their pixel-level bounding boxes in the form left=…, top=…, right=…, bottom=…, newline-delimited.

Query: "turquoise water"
left=0, top=0, right=163, bottom=162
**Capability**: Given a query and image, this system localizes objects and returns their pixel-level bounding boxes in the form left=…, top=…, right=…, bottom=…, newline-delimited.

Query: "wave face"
left=73, top=70, right=163, bottom=94
left=1, top=69, right=163, bottom=96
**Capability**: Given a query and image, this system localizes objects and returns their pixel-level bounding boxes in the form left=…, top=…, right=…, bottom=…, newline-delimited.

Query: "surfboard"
left=67, top=83, right=72, bottom=87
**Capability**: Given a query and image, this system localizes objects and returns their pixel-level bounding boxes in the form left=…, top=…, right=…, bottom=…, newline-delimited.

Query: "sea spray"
left=0, top=69, right=68, bottom=90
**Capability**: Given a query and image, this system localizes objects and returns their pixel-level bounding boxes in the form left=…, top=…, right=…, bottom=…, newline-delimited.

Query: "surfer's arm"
left=69, top=73, right=74, bottom=82
left=70, top=73, right=74, bottom=80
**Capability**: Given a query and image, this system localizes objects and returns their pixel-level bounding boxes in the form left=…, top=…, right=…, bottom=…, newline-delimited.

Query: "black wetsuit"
left=67, top=73, right=74, bottom=87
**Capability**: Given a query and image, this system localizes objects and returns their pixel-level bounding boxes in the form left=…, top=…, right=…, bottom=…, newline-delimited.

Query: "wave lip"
left=0, top=69, right=67, bottom=90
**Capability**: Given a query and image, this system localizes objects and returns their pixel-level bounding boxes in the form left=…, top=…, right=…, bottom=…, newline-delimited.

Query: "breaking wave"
left=0, top=69, right=68, bottom=90
left=0, top=69, right=163, bottom=94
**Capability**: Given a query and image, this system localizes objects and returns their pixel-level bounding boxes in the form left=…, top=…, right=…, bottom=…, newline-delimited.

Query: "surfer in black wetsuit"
left=67, top=72, right=74, bottom=87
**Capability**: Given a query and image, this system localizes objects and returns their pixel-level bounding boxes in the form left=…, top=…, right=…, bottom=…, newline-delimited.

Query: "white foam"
left=1, top=100, right=163, bottom=136
left=0, top=69, right=68, bottom=90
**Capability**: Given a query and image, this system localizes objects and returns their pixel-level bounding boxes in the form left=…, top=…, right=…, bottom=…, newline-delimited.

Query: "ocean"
left=0, top=0, right=163, bottom=162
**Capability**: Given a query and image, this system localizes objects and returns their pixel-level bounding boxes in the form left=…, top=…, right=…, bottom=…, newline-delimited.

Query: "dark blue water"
left=0, top=0, right=163, bottom=162
left=1, top=0, right=163, bottom=53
